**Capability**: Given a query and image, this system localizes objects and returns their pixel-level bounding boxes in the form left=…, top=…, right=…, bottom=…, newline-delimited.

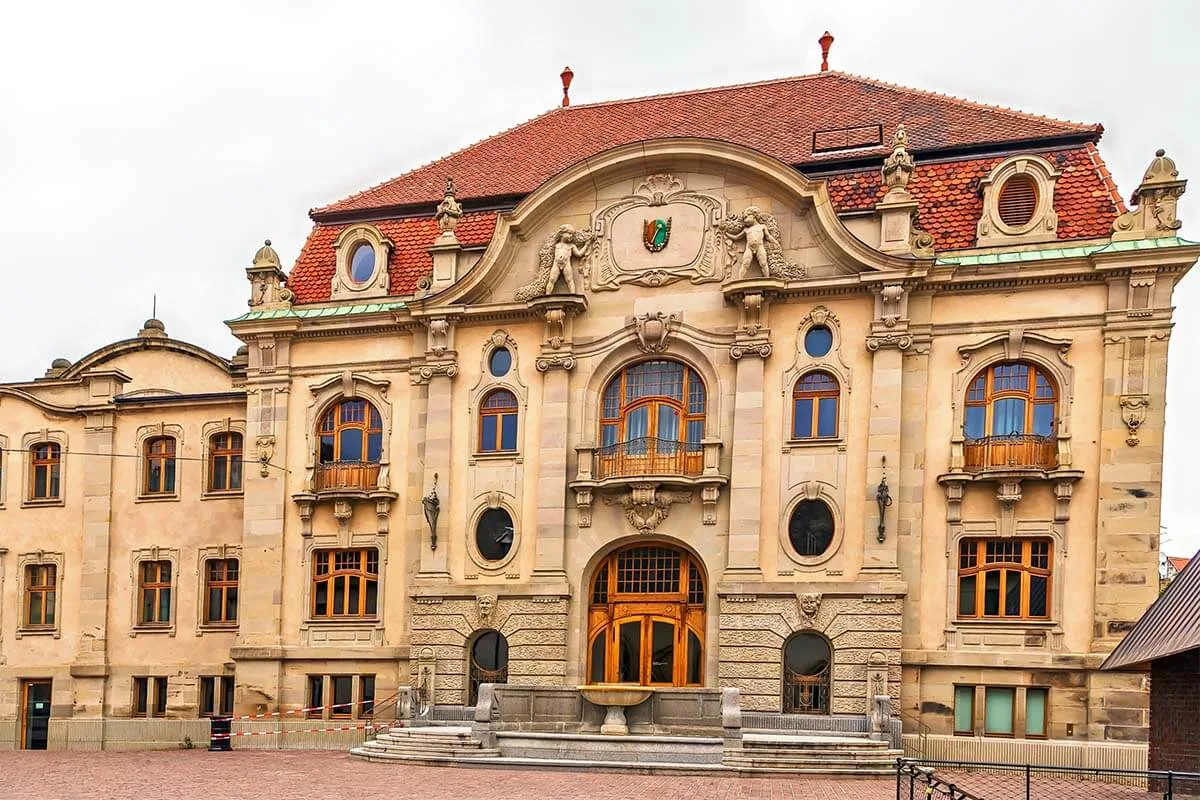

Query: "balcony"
left=571, top=436, right=727, bottom=530
left=315, top=460, right=381, bottom=492
left=594, top=437, right=704, bottom=480
left=962, top=435, right=1057, bottom=473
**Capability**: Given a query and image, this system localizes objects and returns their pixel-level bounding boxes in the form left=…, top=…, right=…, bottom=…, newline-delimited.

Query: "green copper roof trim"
left=936, top=237, right=1199, bottom=266
left=226, top=300, right=407, bottom=323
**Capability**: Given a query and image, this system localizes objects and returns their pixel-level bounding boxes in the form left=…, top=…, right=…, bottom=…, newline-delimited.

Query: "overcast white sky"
left=2, top=0, right=1197, bottom=556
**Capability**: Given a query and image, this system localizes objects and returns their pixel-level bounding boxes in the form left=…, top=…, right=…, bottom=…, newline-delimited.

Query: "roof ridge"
left=310, top=107, right=564, bottom=217
left=563, top=71, right=829, bottom=110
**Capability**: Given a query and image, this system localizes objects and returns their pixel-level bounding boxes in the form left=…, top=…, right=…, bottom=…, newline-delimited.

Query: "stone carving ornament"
left=799, top=592, right=822, bottom=621
left=720, top=207, right=806, bottom=280
left=514, top=225, right=595, bottom=301
left=476, top=594, right=496, bottom=625
left=435, top=177, right=463, bottom=236
left=634, top=312, right=678, bottom=353
left=604, top=484, right=692, bottom=534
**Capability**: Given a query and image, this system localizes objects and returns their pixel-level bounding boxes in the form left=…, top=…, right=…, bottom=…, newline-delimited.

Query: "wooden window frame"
left=306, top=675, right=324, bottom=719
left=964, top=362, right=1057, bottom=438
left=952, top=683, right=975, bottom=736
left=315, top=399, right=383, bottom=491
left=203, top=558, right=239, bottom=626
left=143, top=436, right=177, bottom=496
left=199, top=675, right=235, bottom=718
left=138, top=560, right=173, bottom=627
left=477, top=389, right=519, bottom=453
left=1025, top=686, right=1049, bottom=739
left=330, top=675, right=354, bottom=719
left=983, top=686, right=1017, bottom=738
left=132, top=676, right=168, bottom=718
left=29, top=443, right=61, bottom=501
left=957, top=538, right=1052, bottom=621
left=23, top=564, right=56, bottom=630
left=791, top=371, right=840, bottom=440
left=597, top=360, right=707, bottom=478
left=207, top=432, right=243, bottom=494
left=310, top=548, right=379, bottom=620
left=599, top=360, right=706, bottom=444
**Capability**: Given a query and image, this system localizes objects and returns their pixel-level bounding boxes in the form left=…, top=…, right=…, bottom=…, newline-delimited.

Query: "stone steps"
left=352, top=724, right=501, bottom=764
left=495, top=731, right=724, bottom=765
left=728, top=732, right=901, bottom=773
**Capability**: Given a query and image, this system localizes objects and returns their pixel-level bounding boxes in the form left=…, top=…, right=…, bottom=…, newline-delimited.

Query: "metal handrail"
left=315, top=460, right=381, bottom=491
left=594, top=436, right=703, bottom=479
left=962, top=433, right=1057, bottom=472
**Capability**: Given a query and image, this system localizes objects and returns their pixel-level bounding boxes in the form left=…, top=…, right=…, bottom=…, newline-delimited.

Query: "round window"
left=788, top=499, right=835, bottom=558
left=476, top=508, right=514, bottom=562
left=489, top=347, right=512, bottom=378
left=804, top=326, right=833, bottom=358
left=997, top=174, right=1039, bottom=228
left=349, top=242, right=376, bottom=284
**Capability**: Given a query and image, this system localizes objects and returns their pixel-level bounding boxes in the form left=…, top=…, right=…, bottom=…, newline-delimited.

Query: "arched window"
left=478, top=389, right=518, bottom=453
left=598, top=360, right=705, bottom=478
left=316, top=399, right=383, bottom=491
left=208, top=432, right=243, bottom=493
left=468, top=630, right=509, bottom=705
left=957, top=538, right=1051, bottom=620
left=792, top=371, right=839, bottom=439
left=963, top=362, right=1058, bottom=470
left=29, top=443, right=61, bottom=500
left=783, top=633, right=831, bottom=714
left=144, top=437, right=177, bottom=495
left=587, top=543, right=705, bottom=687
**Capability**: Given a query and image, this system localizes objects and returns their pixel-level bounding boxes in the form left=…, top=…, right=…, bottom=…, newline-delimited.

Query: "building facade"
left=0, top=66, right=1194, bottom=751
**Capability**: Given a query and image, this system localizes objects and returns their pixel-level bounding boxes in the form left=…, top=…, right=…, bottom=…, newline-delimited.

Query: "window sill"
left=136, top=493, right=180, bottom=504
left=954, top=618, right=1055, bottom=626
left=131, top=624, right=175, bottom=636
left=16, top=626, right=60, bottom=639
left=782, top=438, right=846, bottom=453
left=304, top=617, right=379, bottom=626
left=201, top=490, right=244, bottom=501
left=469, top=451, right=523, bottom=465
left=197, top=623, right=239, bottom=635
left=22, top=498, right=65, bottom=508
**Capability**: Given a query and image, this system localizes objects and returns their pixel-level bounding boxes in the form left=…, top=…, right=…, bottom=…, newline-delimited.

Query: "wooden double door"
left=586, top=544, right=706, bottom=687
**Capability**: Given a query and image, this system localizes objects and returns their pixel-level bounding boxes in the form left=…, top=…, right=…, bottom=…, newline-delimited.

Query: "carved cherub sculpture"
left=721, top=206, right=806, bottom=280
left=515, top=224, right=595, bottom=301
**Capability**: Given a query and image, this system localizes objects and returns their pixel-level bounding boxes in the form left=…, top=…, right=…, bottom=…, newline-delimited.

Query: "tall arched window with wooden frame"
left=311, top=548, right=379, bottom=619
left=586, top=542, right=705, bottom=687
left=957, top=538, right=1052, bottom=620
left=791, top=371, right=840, bottom=440
left=29, top=443, right=61, bottom=501
left=208, top=432, right=243, bottom=493
left=598, top=360, right=705, bottom=479
left=316, top=399, right=382, bottom=491
left=478, top=389, right=519, bottom=453
left=963, top=362, right=1058, bottom=471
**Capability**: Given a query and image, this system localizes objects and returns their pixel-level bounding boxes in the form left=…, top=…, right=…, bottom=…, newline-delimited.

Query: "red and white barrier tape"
left=226, top=697, right=383, bottom=721
left=211, top=722, right=399, bottom=740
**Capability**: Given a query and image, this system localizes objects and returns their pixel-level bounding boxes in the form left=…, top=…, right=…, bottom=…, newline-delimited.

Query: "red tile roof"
left=826, top=145, right=1122, bottom=250
left=287, top=214, right=497, bottom=304
left=1168, top=556, right=1192, bottom=575
left=314, top=71, right=1100, bottom=217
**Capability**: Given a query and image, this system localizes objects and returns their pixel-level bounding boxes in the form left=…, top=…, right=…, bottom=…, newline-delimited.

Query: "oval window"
left=349, top=242, right=376, bottom=284
left=997, top=174, right=1038, bottom=228
left=489, top=347, right=512, bottom=378
left=788, top=499, right=835, bottom=558
left=804, top=326, right=833, bottom=358
left=476, top=508, right=514, bottom=562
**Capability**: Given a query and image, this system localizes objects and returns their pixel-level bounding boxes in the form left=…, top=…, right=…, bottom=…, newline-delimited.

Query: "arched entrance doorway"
left=782, top=632, right=831, bottom=714
left=467, top=630, right=508, bottom=705
left=586, top=542, right=705, bottom=687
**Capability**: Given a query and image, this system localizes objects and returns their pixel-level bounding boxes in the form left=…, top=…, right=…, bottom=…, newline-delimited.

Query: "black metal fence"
left=897, top=759, right=1200, bottom=800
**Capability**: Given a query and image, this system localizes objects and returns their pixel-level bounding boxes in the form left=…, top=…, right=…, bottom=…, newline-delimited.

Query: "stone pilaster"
left=533, top=364, right=570, bottom=580
left=416, top=368, right=454, bottom=579
left=72, top=408, right=116, bottom=716
left=724, top=345, right=768, bottom=578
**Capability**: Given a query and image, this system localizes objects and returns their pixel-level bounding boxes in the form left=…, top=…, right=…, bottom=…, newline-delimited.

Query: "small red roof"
left=313, top=70, right=1100, bottom=217
left=1168, top=556, right=1192, bottom=575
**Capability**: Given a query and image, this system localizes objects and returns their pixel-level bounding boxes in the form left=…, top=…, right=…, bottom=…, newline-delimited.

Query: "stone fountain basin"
left=577, top=684, right=654, bottom=708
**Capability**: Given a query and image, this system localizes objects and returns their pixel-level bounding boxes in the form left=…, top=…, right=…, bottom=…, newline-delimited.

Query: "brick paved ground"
left=0, top=751, right=1166, bottom=800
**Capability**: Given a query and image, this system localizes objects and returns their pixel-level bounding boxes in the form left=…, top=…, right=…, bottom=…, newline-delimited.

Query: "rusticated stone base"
left=717, top=591, right=903, bottom=713
left=410, top=592, right=569, bottom=705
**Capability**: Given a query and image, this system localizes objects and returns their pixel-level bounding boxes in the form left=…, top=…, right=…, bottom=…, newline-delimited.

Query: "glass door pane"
left=617, top=620, right=641, bottom=683
left=649, top=620, right=676, bottom=684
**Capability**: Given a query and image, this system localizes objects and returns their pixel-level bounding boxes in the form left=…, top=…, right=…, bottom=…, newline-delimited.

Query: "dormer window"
left=349, top=242, right=376, bottom=285
left=331, top=225, right=392, bottom=299
left=976, top=155, right=1060, bottom=246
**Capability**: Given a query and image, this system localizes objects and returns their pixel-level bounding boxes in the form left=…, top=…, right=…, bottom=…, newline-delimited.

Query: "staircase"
left=351, top=725, right=500, bottom=765
left=724, top=731, right=902, bottom=776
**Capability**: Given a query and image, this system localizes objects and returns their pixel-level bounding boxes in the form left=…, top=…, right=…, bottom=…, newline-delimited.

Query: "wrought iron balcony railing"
left=594, top=437, right=704, bottom=480
left=962, top=434, right=1057, bottom=473
left=314, top=460, right=382, bottom=492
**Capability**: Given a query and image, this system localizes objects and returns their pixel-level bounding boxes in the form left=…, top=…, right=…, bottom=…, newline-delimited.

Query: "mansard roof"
left=312, top=71, right=1100, bottom=218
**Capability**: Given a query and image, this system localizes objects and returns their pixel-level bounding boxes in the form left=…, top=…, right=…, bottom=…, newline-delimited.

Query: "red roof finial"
left=560, top=66, right=574, bottom=107
left=818, top=31, right=834, bottom=72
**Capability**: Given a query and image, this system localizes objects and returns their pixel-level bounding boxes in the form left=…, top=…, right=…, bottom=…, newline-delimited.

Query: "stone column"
left=417, top=366, right=454, bottom=579
left=533, top=363, right=570, bottom=580
left=72, top=403, right=118, bottom=718
left=725, top=345, right=769, bottom=578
